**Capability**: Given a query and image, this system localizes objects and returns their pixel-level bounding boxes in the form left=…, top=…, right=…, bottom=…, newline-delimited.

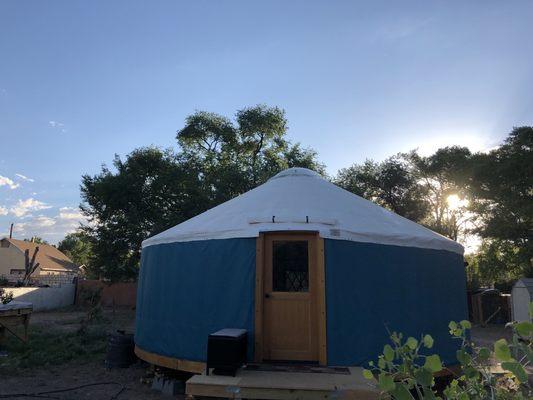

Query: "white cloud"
left=10, top=198, right=52, bottom=217
left=33, top=215, right=56, bottom=227
left=7, top=206, right=87, bottom=244
left=0, top=175, right=20, bottom=189
left=0, top=206, right=7, bottom=216
left=49, top=120, right=66, bottom=133
left=59, top=207, right=84, bottom=220
left=15, top=173, right=34, bottom=183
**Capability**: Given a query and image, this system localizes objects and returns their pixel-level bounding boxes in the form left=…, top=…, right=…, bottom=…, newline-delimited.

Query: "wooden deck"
left=186, top=366, right=380, bottom=399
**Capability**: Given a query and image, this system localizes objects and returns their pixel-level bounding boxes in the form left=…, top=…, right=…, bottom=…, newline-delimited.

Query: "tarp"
left=143, top=168, right=463, bottom=254
left=325, top=239, right=468, bottom=366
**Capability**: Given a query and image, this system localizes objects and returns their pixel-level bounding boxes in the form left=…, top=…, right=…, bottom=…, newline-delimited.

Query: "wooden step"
left=186, top=367, right=380, bottom=399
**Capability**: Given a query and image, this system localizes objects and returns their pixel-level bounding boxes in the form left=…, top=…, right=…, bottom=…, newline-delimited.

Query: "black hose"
left=0, top=381, right=126, bottom=399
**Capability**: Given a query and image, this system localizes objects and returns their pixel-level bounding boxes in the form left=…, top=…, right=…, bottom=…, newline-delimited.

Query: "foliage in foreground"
left=363, top=303, right=533, bottom=399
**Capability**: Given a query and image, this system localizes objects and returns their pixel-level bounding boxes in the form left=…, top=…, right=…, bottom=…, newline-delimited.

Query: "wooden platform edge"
left=134, top=345, right=205, bottom=374
left=186, top=382, right=342, bottom=400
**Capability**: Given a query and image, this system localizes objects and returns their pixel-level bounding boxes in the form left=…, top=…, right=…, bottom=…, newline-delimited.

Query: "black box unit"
left=206, top=328, right=248, bottom=376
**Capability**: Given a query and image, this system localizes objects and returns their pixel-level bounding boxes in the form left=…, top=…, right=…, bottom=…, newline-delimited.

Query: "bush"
left=0, top=288, right=13, bottom=304
left=363, top=303, right=532, bottom=399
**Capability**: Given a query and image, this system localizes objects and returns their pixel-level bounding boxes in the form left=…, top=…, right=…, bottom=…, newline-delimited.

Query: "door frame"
left=254, top=231, right=327, bottom=365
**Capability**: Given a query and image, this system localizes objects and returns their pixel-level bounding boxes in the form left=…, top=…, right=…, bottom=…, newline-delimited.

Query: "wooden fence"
left=76, top=279, right=137, bottom=308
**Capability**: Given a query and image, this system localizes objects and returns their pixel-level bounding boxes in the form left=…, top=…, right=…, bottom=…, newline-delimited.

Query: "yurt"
left=135, top=168, right=467, bottom=372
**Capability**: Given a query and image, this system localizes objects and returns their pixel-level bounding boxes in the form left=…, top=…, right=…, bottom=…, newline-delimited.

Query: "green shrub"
left=363, top=303, right=532, bottom=399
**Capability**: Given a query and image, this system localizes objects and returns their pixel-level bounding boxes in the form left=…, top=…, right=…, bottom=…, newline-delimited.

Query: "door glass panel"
left=272, top=240, right=309, bottom=292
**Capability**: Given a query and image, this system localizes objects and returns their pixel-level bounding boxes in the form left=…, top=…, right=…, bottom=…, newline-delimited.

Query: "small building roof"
left=143, top=167, right=463, bottom=254
left=1, top=238, right=79, bottom=273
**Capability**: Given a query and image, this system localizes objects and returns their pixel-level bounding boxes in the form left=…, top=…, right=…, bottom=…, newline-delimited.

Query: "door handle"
left=265, top=293, right=271, bottom=298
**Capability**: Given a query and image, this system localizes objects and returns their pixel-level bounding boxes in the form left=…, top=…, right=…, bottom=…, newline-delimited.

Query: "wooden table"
left=0, top=301, right=33, bottom=345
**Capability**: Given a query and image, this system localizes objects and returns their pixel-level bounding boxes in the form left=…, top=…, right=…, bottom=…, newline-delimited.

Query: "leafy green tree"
left=81, top=105, right=324, bottom=281
left=468, top=127, right=533, bottom=279
left=406, top=147, right=473, bottom=241
left=335, top=155, right=429, bottom=223
left=80, top=147, right=207, bottom=281
left=177, top=104, right=325, bottom=204
left=23, top=237, right=48, bottom=245
left=57, top=231, right=94, bottom=270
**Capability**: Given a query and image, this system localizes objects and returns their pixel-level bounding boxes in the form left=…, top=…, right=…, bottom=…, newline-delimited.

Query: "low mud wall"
left=6, top=284, right=76, bottom=311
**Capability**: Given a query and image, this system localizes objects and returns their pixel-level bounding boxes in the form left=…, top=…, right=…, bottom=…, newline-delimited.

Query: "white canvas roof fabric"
left=143, top=168, right=463, bottom=254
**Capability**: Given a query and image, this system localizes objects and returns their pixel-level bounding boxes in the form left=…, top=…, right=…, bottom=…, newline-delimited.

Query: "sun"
left=447, top=194, right=469, bottom=211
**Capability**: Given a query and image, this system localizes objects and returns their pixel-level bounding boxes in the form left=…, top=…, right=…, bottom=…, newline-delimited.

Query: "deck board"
left=186, top=367, right=380, bottom=399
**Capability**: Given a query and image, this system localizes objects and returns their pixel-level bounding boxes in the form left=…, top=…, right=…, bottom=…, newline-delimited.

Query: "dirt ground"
left=0, top=308, right=186, bottom=400
left=0, top=308, right=519, bottom=399
left=0, top=360, right=171, bottom=400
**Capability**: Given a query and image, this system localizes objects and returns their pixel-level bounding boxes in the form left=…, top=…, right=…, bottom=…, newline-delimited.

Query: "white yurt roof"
left=143, top=167, right=463, bottom=254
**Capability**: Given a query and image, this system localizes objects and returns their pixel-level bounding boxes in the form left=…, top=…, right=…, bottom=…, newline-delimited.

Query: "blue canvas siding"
left=135, top=237, right=467, bottom=367
left=324, top=239, right=467, bottom=366
left=135, top=238, right=257, bottom=362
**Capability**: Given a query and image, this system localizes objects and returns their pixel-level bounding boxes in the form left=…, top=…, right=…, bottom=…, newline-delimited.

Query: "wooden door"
left=262, top=233, right=318, bottom=362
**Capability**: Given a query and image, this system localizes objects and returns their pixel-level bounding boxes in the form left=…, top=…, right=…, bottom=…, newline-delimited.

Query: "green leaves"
left=377, top=373, right=395, bottom=392
left=423, top=334, right=434, bottom=349
left=501, top=361, right=528, bottom=383
left=456, top=349, right=471, bottom=365
left=423, top=354, right=443, bottom=372
left=406, top=337, right=418, bottom=350
left=494, top=339, right=512, bottom=362
left=362, top=369, right=374, bottom=380
left=415, top=367, right=434, bottom=387
left=459, top=320, right=471, bottom=329
left=477, top=347, right=490, bottom=361
left=365, top=312, right=531, bottom=400
left=391, top=384, right=413, bottom=400
left=383, top=344, right=395, bottom=362
left=514, top=321, right=533, bottom=337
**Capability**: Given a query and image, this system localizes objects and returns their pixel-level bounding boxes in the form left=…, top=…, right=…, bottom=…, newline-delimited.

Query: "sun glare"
left=447, top=194, right=469, bottom=210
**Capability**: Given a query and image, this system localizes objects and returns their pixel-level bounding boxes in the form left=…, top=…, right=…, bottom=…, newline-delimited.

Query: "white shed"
left=511, top=278, right=533, bottom=322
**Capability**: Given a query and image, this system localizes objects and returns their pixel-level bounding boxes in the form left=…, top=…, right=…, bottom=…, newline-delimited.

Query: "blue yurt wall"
left=324, top=239, right=467, bottom=366
left=135, top=238, right=257, bottom=362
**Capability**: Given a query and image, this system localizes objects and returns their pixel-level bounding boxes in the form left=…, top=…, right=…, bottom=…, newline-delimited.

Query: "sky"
left=0, top=0, right=532, bottom=244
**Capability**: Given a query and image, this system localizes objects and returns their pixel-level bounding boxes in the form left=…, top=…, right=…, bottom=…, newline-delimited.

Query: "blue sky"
left=0, top=0, right=532, bottom=243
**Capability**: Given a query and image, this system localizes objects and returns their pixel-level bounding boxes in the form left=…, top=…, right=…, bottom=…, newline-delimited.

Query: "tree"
left=57, top=232, right=94, bottom=270
left=81, top=105, right=324, bottom=281
left=177, top=105, right=325, bottom=204
left=406, top=147, right=473, bottom=241
left=335, top=155, right=429, bottom=223
left=23, top=237, right=48, bottom=245
left=80, top=147, right=207, bottom=281
left=468, top=127, right=533, bottom=279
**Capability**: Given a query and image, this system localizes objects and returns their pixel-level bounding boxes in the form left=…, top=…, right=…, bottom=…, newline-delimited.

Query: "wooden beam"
left=317, top=237, right=327, bottom=366
left=134, top=345, right=205, bottom=374
left=254, top=234, right=265, bottom=362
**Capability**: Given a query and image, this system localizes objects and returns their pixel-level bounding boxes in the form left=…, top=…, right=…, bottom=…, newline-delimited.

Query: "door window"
left=272, top=240, right=309, bottom=292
